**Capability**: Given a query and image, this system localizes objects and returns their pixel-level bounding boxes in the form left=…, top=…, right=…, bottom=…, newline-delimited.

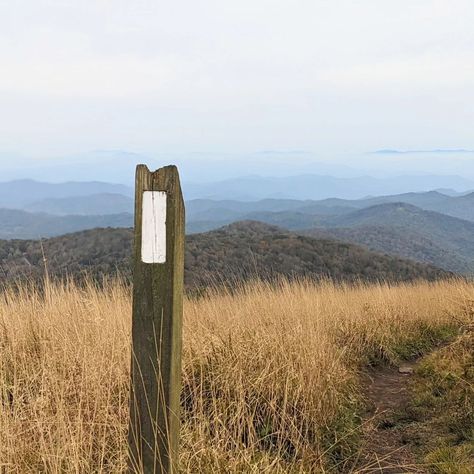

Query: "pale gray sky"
left=0, top=0, right=473, bottom=163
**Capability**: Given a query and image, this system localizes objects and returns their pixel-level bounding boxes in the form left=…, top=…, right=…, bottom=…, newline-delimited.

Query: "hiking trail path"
left=357, top=361, right=424, bottom=473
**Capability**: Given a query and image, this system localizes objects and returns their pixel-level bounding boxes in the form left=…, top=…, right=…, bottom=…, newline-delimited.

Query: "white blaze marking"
left=141, top=191, right=167, bottom=263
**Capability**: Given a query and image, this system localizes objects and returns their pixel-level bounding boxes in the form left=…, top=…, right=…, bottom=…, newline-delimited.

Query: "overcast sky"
left=1, top=0, right=473, bottom=167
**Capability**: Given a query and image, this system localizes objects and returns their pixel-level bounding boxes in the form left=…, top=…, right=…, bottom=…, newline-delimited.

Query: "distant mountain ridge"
left=0, top=208, right=132, bottom=239
left=189, top=201, right=474, bottom=274
left=372, top=148, right=474, bottom=154
left=184, top=174, right=474, bottom=200
left=1, top=174, right=473, bottom=208
left=0, top=178, right=474, bottom=276
left=186, top=190, right=474, bottom=224
left=0, top=179, right=132, bottom=209
left=306, top=191, right=474, bottom=222
left=25, top=193, right=134, bottom=215
left=5, top=149, right=474, bottom=184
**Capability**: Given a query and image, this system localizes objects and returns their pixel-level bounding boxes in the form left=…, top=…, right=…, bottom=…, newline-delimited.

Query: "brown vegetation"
left=0, top=278, right=472, bottom=472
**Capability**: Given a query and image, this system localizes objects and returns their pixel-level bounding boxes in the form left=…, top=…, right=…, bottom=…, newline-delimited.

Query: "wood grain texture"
left=128, top=165, right=185, bottom=474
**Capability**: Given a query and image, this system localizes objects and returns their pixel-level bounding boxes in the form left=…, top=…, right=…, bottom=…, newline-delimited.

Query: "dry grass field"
left=0, top=278, right=473, bottom=473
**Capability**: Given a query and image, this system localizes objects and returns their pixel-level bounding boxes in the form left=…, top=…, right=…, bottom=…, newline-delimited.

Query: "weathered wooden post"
left=128, top=165, right=185, bottom=473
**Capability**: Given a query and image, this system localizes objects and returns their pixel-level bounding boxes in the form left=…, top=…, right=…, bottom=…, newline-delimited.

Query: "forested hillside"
left=0, top=222, right=450, bottom=288
left=302, top=203, right=474, bottom=274
left=304, top=225, right=471, bottom=274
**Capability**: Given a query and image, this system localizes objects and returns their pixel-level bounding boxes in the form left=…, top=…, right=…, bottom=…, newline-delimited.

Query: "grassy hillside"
left=0, top=222, right=451, bottom=287
left=0, top=278, right=472, bottom=472
left=408, top=332, right=474, bottom=471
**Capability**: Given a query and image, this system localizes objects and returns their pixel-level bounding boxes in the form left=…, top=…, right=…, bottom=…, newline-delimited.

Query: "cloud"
left=372, top=149, right=474, bottom=155
left=0, top=0, right=474, bottom=156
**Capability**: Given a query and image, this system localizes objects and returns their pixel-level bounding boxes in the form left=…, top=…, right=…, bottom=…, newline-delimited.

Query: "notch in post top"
left=141, top=191, right=167, bottom=263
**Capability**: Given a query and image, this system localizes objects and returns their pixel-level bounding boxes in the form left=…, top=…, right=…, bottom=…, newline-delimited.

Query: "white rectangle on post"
left=141, top=191, right=167, bottom=263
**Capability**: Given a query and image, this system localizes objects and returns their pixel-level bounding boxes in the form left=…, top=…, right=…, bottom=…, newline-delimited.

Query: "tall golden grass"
left=0, top=278, right=472, bottom=473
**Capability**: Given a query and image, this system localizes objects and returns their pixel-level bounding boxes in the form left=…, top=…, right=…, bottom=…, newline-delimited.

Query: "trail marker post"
left=128, top=165, right=185, bottom=473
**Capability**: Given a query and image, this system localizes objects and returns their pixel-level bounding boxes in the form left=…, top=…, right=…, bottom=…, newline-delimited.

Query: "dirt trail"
left=357, top=362, right=424, bottom=473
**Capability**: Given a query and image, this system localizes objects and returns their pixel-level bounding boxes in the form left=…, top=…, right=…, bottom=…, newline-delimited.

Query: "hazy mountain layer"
left=1, top=181, right=474, bottom=276
left=185, top=191, right=474, bottom=225
left=25, top=193, right=134, bottom=216
left=188, top=202, right=474, bottom=274
left=0, top=180, right=132, bottom=209
left=0, top=209, right=133, bottom=239
left=2, top=176, right=473, bottom=209
left=184, top=174, right=474, bottom=201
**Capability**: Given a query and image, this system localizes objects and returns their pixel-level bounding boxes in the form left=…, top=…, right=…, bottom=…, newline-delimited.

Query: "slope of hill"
left=25, top=193, right=134, bottom=215
left=186, top=198, right=312, bottom=214
left=186, top=198, right=353, bottom=223
left=302, top=203, right=474, bottom=274
left=322, top=203, right=474, bottom=239
left=346, top=190, right=452, bottom=210
left=239, top=211, right=326, bottom=230
left=310, top=191, right=474, bottom=222
left=0, top=227, right=134, bottom=283
left=0, top=208, right=133, bottom=239
left=0, top=207, right=228, bottom=238
left=185, top=221, right=451, bottom=286
left=188, top=198, right=474, bottom=238
left=0, top=222, right=450, bottom=287
left=2, top=188, right=474, bottom=239
left=304, top=226, right=472, bottom=274
left=299, top=191, right=474, bottom=222
left=433, top=191, right=474, bottom=221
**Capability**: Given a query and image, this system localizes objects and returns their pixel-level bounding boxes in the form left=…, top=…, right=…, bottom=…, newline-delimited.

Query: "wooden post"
left=128, top=165, right=185, bottom=473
